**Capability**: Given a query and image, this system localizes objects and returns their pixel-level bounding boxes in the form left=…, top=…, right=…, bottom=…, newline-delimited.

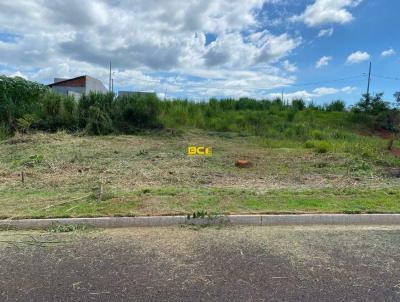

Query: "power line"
left=191, top=75, right=366, bottom=92
left=371, top=74, right=400, bottom=81
left=289, top=75, right=365, bottom=87
left=122, top=72, right=377, bottom=94
left=146, top=74, right=366, bottom=92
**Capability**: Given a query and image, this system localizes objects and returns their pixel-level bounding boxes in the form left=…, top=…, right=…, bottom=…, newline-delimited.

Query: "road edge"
left=1, top=214, right=400, bottom=229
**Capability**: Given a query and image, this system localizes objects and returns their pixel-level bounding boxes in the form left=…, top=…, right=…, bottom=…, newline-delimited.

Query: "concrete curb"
left=1, top=214, right=400, bottom=230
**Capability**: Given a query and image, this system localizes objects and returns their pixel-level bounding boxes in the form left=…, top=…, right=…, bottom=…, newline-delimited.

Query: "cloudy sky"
left=0, top=0, right=399, bottom=104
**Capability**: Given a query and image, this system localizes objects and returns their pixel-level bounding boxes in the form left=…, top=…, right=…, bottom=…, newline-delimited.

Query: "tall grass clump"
left=113, top=92, right=161, bottom=132
left=37, top=92, right=78, bottom=131
left=0, top=123, right=9, bottom=141
left=78, top=93, right=114, bottom=135
left=326, top=100, right=346, bottom=112
left=305, top=140, right=331, bottom=153
left=0, top=76, right=48, bottom=133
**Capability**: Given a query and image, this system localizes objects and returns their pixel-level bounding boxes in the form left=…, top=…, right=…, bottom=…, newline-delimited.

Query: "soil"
left=390, top=147, right=400, bottom=157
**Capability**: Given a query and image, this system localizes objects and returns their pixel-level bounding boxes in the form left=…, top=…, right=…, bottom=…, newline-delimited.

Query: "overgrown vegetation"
left=1, top=76, right=399, bottom=147
left=0, top=76, right=161, bottom=136
left=1, top=76, right=400, bottom=218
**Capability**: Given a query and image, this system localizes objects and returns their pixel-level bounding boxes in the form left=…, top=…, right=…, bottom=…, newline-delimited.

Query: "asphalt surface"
left=1, top=225, right=400, bottom=302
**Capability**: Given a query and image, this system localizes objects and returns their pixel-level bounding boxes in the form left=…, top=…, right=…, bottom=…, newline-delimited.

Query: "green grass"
left=0, top=130, right=399, bottom=219
left=3, top=187, right=400, bottom=219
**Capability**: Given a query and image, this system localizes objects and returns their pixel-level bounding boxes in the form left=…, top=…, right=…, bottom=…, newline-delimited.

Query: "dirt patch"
left=390, top=147, right=400, bottom=157
left=376, top=129, right=394, bottom=140
left=3, top=136, right=34, bottom=145
left=386, top=167, right=400, bottom=178
left=358, top=128, right=394, bottom=140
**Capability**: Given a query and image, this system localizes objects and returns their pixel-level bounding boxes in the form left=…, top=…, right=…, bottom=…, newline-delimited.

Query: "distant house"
left=49, top=75, right=108, bottom=99
left=118, top=91, right=157, bottom=98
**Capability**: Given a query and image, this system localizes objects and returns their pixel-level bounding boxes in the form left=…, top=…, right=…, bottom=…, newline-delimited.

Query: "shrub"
left=315, top=141, right=330, bottom=153
left=37, top=92, right=78, bottom=131
left=287, top=110, right=296, bottom=122
left=326, top=100, right=346, bottom=112
left=16, top=114, right=38, bottom=134
left=0, top=123, right=9, bottom=141
left=86, top=106, right=114, bottom=135
left=311, top=130, right=326, bottom=140
left=354, top=93, right=390, bottom=115
left=113, top=93, right=162, bottom=132
left=292, top=99, right=306, bottom=111
left=305, top=140, right=330, bottom=153
left=78, top=92, right=114, bottom=130
left=0, top=76, right=48, bottom=132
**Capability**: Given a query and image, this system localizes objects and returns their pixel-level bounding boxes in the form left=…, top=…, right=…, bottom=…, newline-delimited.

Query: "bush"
left=326, top=100, right=346, bottom=112
left=113, top=93, right=162, bottom=132
left=311, top=130, right=327, bottom=140
left=354, top=93, right=390, bottom=115
left=305, top=140, right=330, bottom=153
left=0, top=76, right=48, bottom=132
left=292, top=99, right=306, bottom=111
left=78, top=92, right=114, bottom=130
left=37, top=92, right=78, bottom=131
left=0, top=123, right=9, bottom=141
left=16, top=114, right=38, bottom=134
left=86, top=106, right=114, bottom=135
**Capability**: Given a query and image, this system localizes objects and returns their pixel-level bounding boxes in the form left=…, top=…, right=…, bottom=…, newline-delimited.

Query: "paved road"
left=1, top=225, right=400, bottom=302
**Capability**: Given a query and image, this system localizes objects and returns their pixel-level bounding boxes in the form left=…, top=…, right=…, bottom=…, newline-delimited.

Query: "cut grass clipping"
left=0, top=130, right=399, bottom=219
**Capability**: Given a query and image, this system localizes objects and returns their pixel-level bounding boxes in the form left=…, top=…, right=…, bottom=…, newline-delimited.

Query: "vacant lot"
left=1, top=226, right=400, bottom=301
left=0, top=130, right=399, bottom=218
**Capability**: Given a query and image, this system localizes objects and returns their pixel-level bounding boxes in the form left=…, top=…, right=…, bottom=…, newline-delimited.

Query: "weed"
left=187, top=210, right=208, bottom=220
left=136, top=149, right=148, bottom=156
left=305, top=140, right=330, bottom=153
left=311, top=130, right=326, bottom=140
left=0, top=123, right=9, bottom=141
left=48, top=224, right=90, bottom=233
left=12, top=154, right=44, bottom=168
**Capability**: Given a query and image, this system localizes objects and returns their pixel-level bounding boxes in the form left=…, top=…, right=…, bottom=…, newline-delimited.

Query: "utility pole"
left=112, top=78, right=114, bottom=93
left=109, top=61, right=112, bottom=92
left=281, top=89, right=284, bottom=105
left=366, top=61, right=372, bottom=96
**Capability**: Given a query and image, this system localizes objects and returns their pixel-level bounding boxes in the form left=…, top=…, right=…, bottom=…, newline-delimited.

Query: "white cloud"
left=0, top=0, right=305, bottom=99
left=291, top=0, right=362, bottom=27
left=341, top=86, right=357, bottom=93
left=346, top=51, right=370, bottom=64
left=317, top=28, right=334, bottom=37
left=282, top=60, right=298, bottom=72
left=316, top=56, right=332, bottom=68
left=312, top=87, right=338, bottom=95
left=381, top=48, right=396, bottom=57
left=269, top=85, right=354, bottom=101
left=5, top=71, right=28, bottom=79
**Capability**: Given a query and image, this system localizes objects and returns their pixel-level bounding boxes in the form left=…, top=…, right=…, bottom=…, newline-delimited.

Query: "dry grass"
left=0, top=130, right=399, bottom=218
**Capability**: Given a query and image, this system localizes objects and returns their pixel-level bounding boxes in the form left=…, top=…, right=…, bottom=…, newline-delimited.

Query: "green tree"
left=292, top=99, right=305, bottom=111
left=394, top=91, right=400, bottom=107
left=354, top=93, right=389, bottom=115
left=326, top=100, right=346, bottom=112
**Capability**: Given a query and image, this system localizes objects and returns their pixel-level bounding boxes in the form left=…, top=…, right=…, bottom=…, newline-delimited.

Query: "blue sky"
left=0, top=0, right=399, bottom=105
